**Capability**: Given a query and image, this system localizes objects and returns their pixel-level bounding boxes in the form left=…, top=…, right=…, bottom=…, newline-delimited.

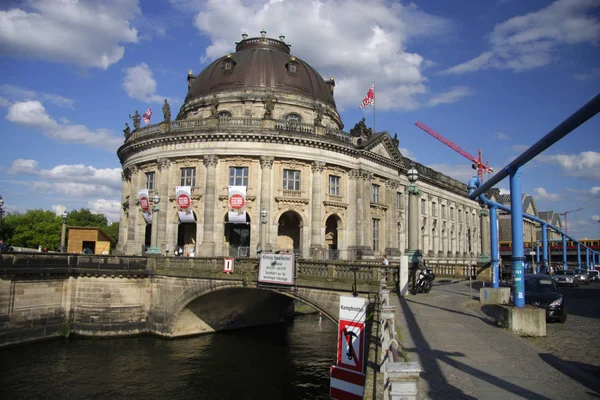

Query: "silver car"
left=574, top=269, right=590, bottom=285
left=553, top=270, right=577, bottom=287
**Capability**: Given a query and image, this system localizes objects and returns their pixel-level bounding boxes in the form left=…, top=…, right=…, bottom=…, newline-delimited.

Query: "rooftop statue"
left=123, top=123, right=131, bottom=138
left=263, top=96, right=275, bottom=119
left=129, top=110, right=141, bottom=130
left=162, top=99, right=171, bottom=122
left=209, top=95, right=218, bottom=117
left=350, top=118, right=372, bottom=139
left=314, top=104, right=323, bottom=126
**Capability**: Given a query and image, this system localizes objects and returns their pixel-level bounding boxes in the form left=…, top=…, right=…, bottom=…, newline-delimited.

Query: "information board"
left=258, top=253, right=295, bottom=285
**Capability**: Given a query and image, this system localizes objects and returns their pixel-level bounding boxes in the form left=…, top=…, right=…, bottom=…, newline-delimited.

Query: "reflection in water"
left=0, top=315, right=336, bottom=400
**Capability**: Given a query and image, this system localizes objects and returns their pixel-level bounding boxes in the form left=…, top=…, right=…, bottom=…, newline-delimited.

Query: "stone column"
left=406, top=183, right=421, bottom=263
left=347, top=169, right=359, bottom=258
left=310, top=161, right=325, bottom=256
left=199, top=155, right=218, bottom=257
left=126, top=165, right=140, bottom=254
left=385, top=179, right=401, bottom=256
left=260, top=156, right=274, bottom=251
left=116, top=167, right=131, bottom=254
left=362, top=170, right=373, bottom=252
left=157, top=158, right=171, bottom=253
left=478, top=208, right=491, bottom=264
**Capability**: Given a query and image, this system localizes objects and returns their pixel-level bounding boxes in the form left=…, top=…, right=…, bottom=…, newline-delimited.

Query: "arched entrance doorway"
left=325, top=214, right=340, bottom=259
left=224, top=213, right=251, bottom=257
left=277, top=211, right=302, bottom=255
left=177, top=212, right=197, bottom=256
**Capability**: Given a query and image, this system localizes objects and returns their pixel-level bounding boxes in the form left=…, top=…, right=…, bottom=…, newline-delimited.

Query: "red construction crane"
left=415, top=121, right=493, bottom=182
left=559, top=208, right=583, bottom=234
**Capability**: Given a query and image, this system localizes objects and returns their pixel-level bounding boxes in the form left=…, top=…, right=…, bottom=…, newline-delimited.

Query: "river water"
left=0, top=315, right=337, bottom=400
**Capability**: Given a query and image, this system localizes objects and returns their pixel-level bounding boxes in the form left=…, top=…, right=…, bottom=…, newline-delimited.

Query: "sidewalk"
left=393, top=280, right=600, bottom=399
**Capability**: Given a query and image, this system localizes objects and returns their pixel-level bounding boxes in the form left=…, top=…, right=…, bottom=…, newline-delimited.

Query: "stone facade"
left=116, top=34, right=483, bottom=261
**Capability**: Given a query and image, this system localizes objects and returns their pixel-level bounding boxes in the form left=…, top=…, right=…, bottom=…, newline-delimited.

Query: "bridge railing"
left=379, top=278, right=421, bottom=400
left=0, top=252, right=149, bottom=274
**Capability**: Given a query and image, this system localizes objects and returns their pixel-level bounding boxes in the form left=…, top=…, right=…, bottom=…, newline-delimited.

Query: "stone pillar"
left=157, top=158, right=171, bottom=252
left=126, top=165, right=140, bottom=254
left=310, top=161, right=325, bottom=256
left=347, top=169, right=359, bottom=258
left=385, top=179, right=401, bottom=256
left=362, top=170, right=373, bottom=253
left=199, top=155, right=218, bottom=257
left=406, top=183, right=421, bottom=265
left=260, top=156, right=274, bottom=252
left=116, top=167, right=131, bottom=254
left=478, top=208, right=491, bottom=264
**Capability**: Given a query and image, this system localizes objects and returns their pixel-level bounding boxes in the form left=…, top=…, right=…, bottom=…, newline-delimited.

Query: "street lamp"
left=60, top=211, right=67, bottom=252
left=0, top=195, right=4, bottom=234
left=405, top=163, right=422, bottom=295
left=146, top=193, right=161, bottom=255
left=407, top=163, right=419, bottom=184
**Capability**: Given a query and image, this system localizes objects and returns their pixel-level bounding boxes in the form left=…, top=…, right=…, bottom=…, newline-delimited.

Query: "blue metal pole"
left=510, top=167, right=525, bottom=308
left=542, top=224, right=548, bottom=273
left=577, top=243, right=581, bottom=269
left=490, top=205, right=499, bottom=289
left=586, top=248, right=590, bottom=269
left=562, top=235, right=567, bottom=270
left=536, top=240, right=541, bottom=268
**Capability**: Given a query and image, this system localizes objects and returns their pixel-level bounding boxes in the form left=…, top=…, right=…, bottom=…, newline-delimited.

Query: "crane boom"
left=414, top=121, right=494, bottom=181
left=559, top=208, right=583, bottom=234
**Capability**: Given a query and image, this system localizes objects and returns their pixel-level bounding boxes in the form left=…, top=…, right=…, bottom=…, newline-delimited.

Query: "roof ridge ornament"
left=260, top=29, right=266, bottom=38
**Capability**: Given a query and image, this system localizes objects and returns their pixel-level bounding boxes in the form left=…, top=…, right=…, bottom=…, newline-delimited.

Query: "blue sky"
left=0, top=0, right=599, bottom=239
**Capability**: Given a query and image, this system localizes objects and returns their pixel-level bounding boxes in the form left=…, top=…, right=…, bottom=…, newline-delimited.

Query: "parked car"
left=588, top=270, right=599, bottom=283
left=525, top=274, right=567, bottom=323
left=574, top=269, right=590, bottom=285
left=553, top=270, right=577, bottom=287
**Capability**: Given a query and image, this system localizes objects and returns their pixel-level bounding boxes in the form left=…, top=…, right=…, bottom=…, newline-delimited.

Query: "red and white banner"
left=175, top=186, right=195, bottom=223
left=143, top=107, right=152, bottom=125
left=228, top=185, right=247, bottom=224
left=330, top=365, right=365, bottom=400
left=138, top=189, right=152, bottom=224
left=359, top=84, right=374, bottom=109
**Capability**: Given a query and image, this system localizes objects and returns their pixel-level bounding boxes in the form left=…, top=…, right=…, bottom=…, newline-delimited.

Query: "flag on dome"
left=359, top=84, right=374, bottom=109
left=143, top=108, right=152, bottom=125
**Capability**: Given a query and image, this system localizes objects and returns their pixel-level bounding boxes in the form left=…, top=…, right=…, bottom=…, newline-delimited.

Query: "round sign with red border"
left=177, top=193, right=191, bottom=209
left=229, top=193, right=245, bottom=210
left=139, top=196, right=150, bottom=211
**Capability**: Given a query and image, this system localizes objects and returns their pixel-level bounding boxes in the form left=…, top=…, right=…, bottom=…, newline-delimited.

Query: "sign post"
left=223, top=257, right=234, bottom=274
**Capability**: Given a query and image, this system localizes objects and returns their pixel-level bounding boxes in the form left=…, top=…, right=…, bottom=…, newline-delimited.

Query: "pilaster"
left=310, top=161, right=325, bottom=253
left=199, top=155, right=218, bottom=256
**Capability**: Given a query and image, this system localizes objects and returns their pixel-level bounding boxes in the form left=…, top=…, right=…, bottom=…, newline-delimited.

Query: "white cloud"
left=427, top=163, right=478, bottom=182
left=189, top=0, right=457, bottom=111
left=32, top=181, right=119, bottom=198
left=6, top=100, right=122, bottom=151
left=88, top=199, right=121, bottom=222
left=574, top=68, right=600, bottom=80
left=589, top=186, right=600, bottom=198
left=537, top=151, right=600, bottom=179
left=0, top=96, right=10, bottom=107
left=533, top=187, right=562, bottom=201
left=427, top=86, right=473, bottom=107
left=511, top=144, right=530, bottom=152
left=122, top=63, right=169, bottom=103
left=52, top=204, right=67, bottom=216
left=6, top=159, right=39, bottom=175
left=442, top=0, right=600, bottom=74
left=0, top=0, right=139, bottom=69
left=0, top=84, right=75, bottom=108
left=492, top=132, right=510, bottom=140
left=592, top=214, right=599, bottom=222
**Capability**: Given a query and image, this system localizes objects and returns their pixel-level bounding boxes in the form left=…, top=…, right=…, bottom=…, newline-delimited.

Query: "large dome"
left=183, top=35, right=336, bottom=108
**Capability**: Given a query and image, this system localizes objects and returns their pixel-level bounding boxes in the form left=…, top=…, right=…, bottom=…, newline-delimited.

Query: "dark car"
left=525, top=274, right=567, bottom=323
left=589, top=270, right=599, bottom=283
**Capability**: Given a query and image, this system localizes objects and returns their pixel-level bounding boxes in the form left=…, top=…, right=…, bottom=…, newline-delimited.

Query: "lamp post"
left=405, top=163, right=422, bottom=291
left=60, top=211, right=67, bottom=252
left=258, top=207, right=267, bottom=254
left=147, top=193, right=161, bottom=255
left=0, top=195, right=4, bottom=235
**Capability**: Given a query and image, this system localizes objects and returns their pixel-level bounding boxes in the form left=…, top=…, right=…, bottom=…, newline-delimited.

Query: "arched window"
left=218, top=111, right=232, bottom=118
left=285, top=113, right=302, bottom=122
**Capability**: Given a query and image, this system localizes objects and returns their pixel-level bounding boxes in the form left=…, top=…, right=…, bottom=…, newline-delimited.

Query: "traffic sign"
left=337, top=320, right=365, bottom=372
left=330, top=365, right=365, bottom=400
left=223, top=257, right=234, bottom=273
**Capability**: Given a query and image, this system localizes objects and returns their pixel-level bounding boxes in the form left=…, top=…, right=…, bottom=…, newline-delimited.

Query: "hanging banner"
left=175, top=186, right=196, bottom=223
left=138, top=189, right=152, bottom=224
left=228, top=185, right=247, bottom=224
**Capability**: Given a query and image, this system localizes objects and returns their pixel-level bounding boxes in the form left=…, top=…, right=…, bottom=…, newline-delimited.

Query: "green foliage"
left=67, top=208, right=108, bottom=227
left=103, top=222, right=120, bottom=249
left=3, top=210, right=62, bottom=249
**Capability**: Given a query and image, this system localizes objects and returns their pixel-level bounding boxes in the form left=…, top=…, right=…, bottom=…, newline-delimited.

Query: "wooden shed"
left=67, top=226, right=111, bottom=255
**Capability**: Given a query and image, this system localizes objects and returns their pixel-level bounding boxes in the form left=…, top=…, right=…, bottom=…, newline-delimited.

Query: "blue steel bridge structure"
left=499, top=239, right=600, bottom=268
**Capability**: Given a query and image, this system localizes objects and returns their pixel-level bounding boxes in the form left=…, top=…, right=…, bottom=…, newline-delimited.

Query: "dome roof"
left=184, top=36, right=336, bottom=108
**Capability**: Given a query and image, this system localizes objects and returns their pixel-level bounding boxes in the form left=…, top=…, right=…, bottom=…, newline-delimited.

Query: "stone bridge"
left=0, top=253, right=398, bottom=347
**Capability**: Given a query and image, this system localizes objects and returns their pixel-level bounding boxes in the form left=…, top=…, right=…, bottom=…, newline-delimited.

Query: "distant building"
left=489, top=190, right=538, bottom=245
left=116, top=32, right=483, bottom=260
left=67, top=227, right=111, bottom=255
left=536, top=211, right=562, bottom=241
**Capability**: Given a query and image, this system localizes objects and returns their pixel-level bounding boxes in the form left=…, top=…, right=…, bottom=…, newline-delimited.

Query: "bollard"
left=384, top=362, right=421, bottom=400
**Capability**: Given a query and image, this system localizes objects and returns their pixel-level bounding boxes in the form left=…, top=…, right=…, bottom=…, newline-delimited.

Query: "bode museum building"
left=116, top=32, right=483, bottom=260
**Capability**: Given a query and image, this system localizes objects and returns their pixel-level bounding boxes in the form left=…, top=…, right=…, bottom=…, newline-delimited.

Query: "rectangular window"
left=397, top=192, right=403, bottom=209
left=432, top=202, right=437, bottom=218
left=283, top=169, right=301, bottom=191
left=442, top=204, right=446, bottom=219
left=329, top=175, right=340, bottom=195
left=180, top=167, right=196, bottom=187
left=146, top=171, right=155, bottom=190
left=372, top=219, right=380, bottom=251
left=372, top=184, right=379, bottom=203
left=229, top=167, right=248, bottom=186
left=421, top=198, right=426, bottom=215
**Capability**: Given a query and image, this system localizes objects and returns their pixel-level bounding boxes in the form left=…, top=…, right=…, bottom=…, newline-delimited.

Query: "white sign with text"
left=258, top=253, right=295, bottom=285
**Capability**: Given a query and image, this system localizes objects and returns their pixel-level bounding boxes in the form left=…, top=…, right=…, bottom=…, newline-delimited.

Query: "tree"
left=103, top=222, right=120, bottom=250
left=3, top=210, right=62, bottom=249
left=67, top=209, right=109, bottom=227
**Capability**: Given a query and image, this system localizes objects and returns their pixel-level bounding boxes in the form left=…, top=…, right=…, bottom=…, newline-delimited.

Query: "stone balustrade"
left=379, top=278, right=421, bottom=400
